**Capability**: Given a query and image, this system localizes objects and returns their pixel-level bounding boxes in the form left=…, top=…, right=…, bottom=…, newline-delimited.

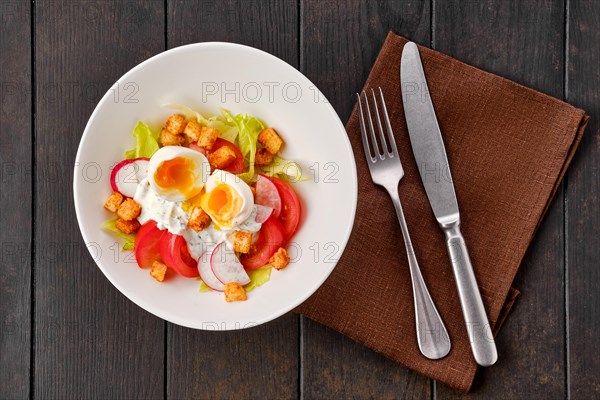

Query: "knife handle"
left=442, top=220, right=498, bottom=367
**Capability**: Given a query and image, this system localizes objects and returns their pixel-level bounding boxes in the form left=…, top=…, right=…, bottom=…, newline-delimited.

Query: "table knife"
left=400, top=41, right=498, bottom=367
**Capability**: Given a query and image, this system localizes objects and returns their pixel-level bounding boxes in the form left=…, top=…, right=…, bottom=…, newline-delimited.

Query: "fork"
left=357, top=88, right=451, bottom=360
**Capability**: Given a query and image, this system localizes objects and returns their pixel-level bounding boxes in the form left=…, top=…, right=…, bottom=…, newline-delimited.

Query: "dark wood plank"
left=433, top=1, right=566, bottom=397
left=166, top=1, right=300, bottom=399
left=0, top=1, right=32, bottom=398
left=566, top=1, right=600, bottom=398
left=34, top=2, right=165, bottom=398
left=300, top=1, right=432, bottom=398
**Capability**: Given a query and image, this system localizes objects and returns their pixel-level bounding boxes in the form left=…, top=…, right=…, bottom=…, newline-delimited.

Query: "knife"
left=400, top=42, right=498, bottom=367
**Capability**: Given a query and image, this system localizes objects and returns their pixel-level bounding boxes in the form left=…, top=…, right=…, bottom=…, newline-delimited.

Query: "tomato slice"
left=159, top=232, right=200, bottom=278
left=188, top=138, right=245, bottom=174
left=135, top=220, right=165, bottom=269
left=270, top=177, right=301, bottom=240
left=240, top=217, right=285, bottom=270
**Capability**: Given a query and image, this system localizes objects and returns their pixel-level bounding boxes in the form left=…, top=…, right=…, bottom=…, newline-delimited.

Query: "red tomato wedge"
left=240, top=217, right=285, bottom=270
left=270, top=177, right=301, bottom=240
left=188, top=138, right=245, bottom=174
left=159, top=232, right=200, bottom=278
left=135, top=220, right=165, bottom=269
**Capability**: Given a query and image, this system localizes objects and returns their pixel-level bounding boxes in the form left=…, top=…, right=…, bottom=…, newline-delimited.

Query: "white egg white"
left=146, top=146, right=210, bottom=202
left=204, top=169, right=255, bottom=228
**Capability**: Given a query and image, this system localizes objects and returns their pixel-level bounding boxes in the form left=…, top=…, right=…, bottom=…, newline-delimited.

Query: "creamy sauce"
left=134, top=178, right=261, bottom=260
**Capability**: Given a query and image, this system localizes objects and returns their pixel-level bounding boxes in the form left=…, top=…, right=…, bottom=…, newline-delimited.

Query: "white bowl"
left=73, top=42, right=357, bottom=330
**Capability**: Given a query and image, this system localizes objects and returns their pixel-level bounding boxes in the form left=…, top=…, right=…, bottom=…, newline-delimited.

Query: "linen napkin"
left=296, top=32, right=588, bottom=393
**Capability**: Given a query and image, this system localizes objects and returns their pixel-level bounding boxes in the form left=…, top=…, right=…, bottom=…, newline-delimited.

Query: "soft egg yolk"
left=200, top=183, right=243, bottom=228
left=154, top=156, right=201, bottom=199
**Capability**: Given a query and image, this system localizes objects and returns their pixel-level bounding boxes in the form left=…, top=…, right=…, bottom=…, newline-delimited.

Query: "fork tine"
left=378, top=87, right=398, bottom=157
left=362, top=90, right=381, bottom=157
left=370, top=88, right=389, bottom=155
left=356, top=93, right=375, bottom=162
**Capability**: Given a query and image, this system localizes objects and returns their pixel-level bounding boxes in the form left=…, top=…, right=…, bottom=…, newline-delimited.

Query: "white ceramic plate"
left=74, top=42, right=357, bottom=330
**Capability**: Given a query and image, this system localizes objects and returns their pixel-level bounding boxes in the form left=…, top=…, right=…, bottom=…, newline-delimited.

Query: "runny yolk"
left=154, top=156, right=199, bottom=198
left=200, top=183, right=242, bottom=228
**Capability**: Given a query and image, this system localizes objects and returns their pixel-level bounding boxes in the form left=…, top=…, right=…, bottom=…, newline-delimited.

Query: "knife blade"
left=400, top=41, right=498, bottom=367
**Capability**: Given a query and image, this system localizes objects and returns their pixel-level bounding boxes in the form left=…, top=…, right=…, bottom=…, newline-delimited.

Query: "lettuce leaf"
left=196, top=265, right=272, bottom=293
left=244, top=265, right=272, bottom=292
left=125, top=121, right=159, bottom=159
left=221, top=109, right=265, bottom=182
left=257, top=155, right=309, bottom=183
left=102, top=217, right=136, bottom=251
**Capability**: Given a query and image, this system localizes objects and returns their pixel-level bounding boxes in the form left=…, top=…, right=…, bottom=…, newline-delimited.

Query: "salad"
left=102, top=105, right=302, bottom=302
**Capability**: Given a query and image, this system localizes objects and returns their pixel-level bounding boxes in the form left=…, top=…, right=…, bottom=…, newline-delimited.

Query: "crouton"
left=231, top=231, right=252, bottom=254
left=188, top=207, right=211, bottom=231
left=224, top=282, right=247, bottom=302
left=257, top=128, right=284, bottom=154
left=150, top=261, right=168, bottom=282
left=207, top=146, right=237, bottom=170
left=269, top=247, right=290, bottom=270
left=197, top=127, right=219, bottom=150
left=117, top=198, right=142, bottom=221
left=183, top=119, right=202, bottom=142
left=115, top=218, right=141, bottom=234
left=159, top=128, right=186, bottom=147
left=164, top=114, right=187, bottom=135
left=255, top=147, right=274, bottom=166
left=104, top=191, right=124, bottom=212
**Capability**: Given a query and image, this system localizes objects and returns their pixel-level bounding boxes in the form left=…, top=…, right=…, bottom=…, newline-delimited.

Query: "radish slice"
left=110, top=158, right=149, bottom=197
left=198, top=246, right=225, bottom=292
left=211, top=242, right=251, bottom=285
left=255, top=174, right=281, bottom=218
left=254, top=205, right=273, bottom=224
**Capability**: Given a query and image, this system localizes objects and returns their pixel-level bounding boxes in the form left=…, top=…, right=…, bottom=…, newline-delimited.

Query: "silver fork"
left=357, top=88, right=451, bottom=360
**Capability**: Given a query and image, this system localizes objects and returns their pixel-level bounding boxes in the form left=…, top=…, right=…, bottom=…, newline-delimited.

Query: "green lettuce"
left=244, top=265, right=272, bottom=292
left=125, top=121, right=159, bottom=159
left=257, top=155, right=309, bottom=183
left=220, top=109, right=265, bottom=182
left=196, top=265, right=272, bottom=293
left=102, top=217, right=136, bottom=250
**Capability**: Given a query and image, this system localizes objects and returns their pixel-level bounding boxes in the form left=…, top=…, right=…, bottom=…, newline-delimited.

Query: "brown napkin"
left=296, top=32, right=588, bottom=393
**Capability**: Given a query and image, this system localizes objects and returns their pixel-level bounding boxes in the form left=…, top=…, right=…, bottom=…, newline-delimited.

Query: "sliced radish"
left=110, top=158, right=149, bottom=197
left=211, top=242, right=251, bottom=285
left=254, top=205, right=273, bottom=224
left=198, top=246, right=225, bottom=292
left=255, top=174, right=281, bottom=218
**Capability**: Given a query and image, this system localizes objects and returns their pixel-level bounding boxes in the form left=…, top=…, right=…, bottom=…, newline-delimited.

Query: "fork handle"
left=441, top=220, right=498, bottom=367
left=389, top=190, right=451, bottom=360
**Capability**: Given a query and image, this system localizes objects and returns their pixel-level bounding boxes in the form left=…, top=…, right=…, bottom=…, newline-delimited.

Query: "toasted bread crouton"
left=231, top=231, right=252, bottom=254
left=159, top=128, right=186, bottom=147
left=224, top=282, right=247, bottom=302
left=117, top=198, right=142, bottom=221
left=207, top=146, right=236, bottom=170
left=255, top=147, right=274, bottom=166
left=150, top=261, right=168, bottom=282
left=258, top=128, right=284, bottom=154
left=183, top=119, right=202, bottom=142
left=104, top=191, right=124, bottom=212
left=270, top=247, right=290, bottom=270
left=164, top=114, right=187, bottom=135
left=197, top=127, right=219, bottom=150
left=115, top=218, right=141, bottom=234
left=188, top=207, right=211, bottom=231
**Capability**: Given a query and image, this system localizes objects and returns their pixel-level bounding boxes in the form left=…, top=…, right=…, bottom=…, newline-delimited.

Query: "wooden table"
left=2, top=1, right=598, bottom=398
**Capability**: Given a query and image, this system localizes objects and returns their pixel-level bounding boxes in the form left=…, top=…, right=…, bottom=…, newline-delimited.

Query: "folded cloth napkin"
left=296, top=32, right=588, bottom=393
